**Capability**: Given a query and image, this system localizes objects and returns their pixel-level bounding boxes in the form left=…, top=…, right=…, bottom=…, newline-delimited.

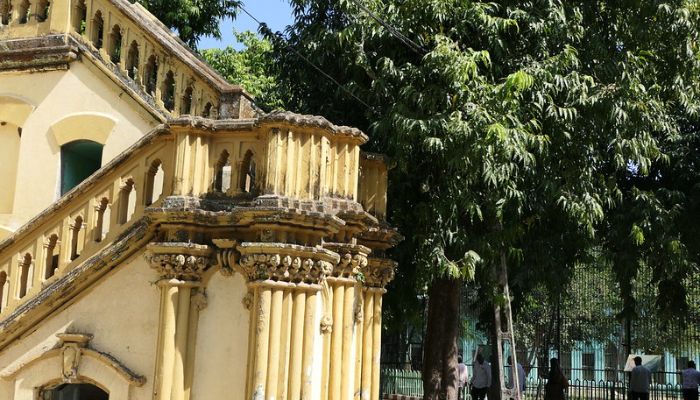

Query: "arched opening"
left=18, top=253, right=31, bottom=298
left=117, top=178, right=136, bottom=225
left=37, top=0, right=50, bottom=22
left=144, top=160, right=164, bottom=206
left=240, top=150, right=256, bottom=193
left=91, top=11, right=104, bottom=49
left=44, top=234, right=59, bottom=279
left=94, top=197, right=110, bottom=242
left=180, top=86, right=193, bottom=115
left=0, top=271, right=6, bottom=312
left=213, top=150, right=231, bottom=192
left=70, top=216, right=84, bottom=261
left=43, top=383, right=109, bottom=400
left=0, top=0, right=11, bottom=26
left=72, top=0, right=86, bottom=33
left=61, top=140, right=103, bottom=195
left=202, top=102, right=213, bottom=118
left=108, top=25, right=122, bottom=64
left=126, top=41, right=139, bottom=80
left=161, top=70, right=175, bottom=111
left=144, top=55, right=158, bottom=96
left=0, top=120, right=21, bottom=213
left=18, top=0, right=29, bottom=24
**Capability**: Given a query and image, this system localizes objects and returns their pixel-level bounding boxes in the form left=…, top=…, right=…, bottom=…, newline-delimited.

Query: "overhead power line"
left=238, top=5, right=373, bottom=110
left=346, top=0, right=426, bottom=55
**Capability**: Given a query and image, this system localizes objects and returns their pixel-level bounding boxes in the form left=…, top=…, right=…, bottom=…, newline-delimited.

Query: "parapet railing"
left=0, top=0, right=253, bottom=119
left=0, top=127, right=174, bottom=318
left=0, top=115, right=392, bottom=321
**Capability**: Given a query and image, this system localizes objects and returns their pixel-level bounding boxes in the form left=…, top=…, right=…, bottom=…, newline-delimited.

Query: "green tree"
left=270, top=1, right=700, bottom=399
left=201, top=31, right=285, bottom=110
left=133, top=0, right=240, bottom=47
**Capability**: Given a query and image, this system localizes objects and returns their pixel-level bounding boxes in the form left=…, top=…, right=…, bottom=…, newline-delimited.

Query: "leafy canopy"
left=133, top=0, right=240, bottom=47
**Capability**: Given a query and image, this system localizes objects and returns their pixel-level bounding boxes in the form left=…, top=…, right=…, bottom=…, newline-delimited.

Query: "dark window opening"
left=240, top=150, right=256, bottom=193
left=109, top=25, right=122, bottom=64
left=144, top=55, right=158, bottom=95
left=42, top=383, right=109, bottom=400
left=162, top=70, right=175, bottom=111
left=126, top=41, right=139, bottom=79
left=44, top=234, right=59, bottom=279
left=18, top=0, right=30, bottom=24
left=0, top=0, right=11, bottom=26
left=180, top=86, right=193, bottom=115
left=0, top=271, right=7, bottom=312
left=18, top=253, right=31, bottom=298
left=72, top=0, right=86, bottom=33
left=60, top=140, right=103, bottom=195
left=202, top=102, right=213, bottom=118
left=582, top=352, right=595, bottom=381
left=92, top=11, right=104, bottom=49
left=37, top=0, right=49, bottom=22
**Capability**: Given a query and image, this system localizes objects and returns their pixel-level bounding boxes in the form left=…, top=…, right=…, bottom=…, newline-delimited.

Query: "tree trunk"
left=423, top=277, right=461, bottom=400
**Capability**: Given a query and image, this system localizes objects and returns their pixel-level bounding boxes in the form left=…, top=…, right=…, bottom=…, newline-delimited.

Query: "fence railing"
left=381, top=369, right=692, bottom=400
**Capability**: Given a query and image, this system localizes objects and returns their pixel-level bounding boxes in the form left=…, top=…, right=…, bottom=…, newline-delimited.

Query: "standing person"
left=457, top=355, right=469, bottom=399
left=544, top=358, right=569, bottom=400
left=507, top=356, right=527, bottom=394
left=471, top=353, right=492, bottom=400
left=682, top=361, right=700, bottom=400
left=629, top=356, right=651, bottom=400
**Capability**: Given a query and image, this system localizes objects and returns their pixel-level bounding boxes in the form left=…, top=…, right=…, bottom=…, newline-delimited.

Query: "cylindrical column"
left=172, top=286, right=191, bottom=400
left=329, top=283, right=345, bottom=399
left=360, top=291, right=374, bottom=400
left=341, top=282, right=355, bottom=400
left=370, top=291, right=383, bottom=400
left=266, top=288, right=284, bottom=398
left=245, top=289, right=260, bottom=399
left=289, top=290, right=307, bottom=399
left=252, top=287, right=272, bottom=398
left=301, top=291, right=317, bottom=399
left=321, top=286, right=334, bottom=400
left=156, top=283, right=179, bottom=400
left=277, top=289, right=294, bottom=399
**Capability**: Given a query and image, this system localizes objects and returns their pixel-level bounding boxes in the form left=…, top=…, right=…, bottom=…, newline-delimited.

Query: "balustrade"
left=0, top=0, right=251, bottom=119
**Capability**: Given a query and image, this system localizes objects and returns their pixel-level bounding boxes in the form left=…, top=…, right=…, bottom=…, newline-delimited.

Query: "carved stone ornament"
left=146, top=253, right=211, bottom=280
left=334, top=252, right=368, bottom=279
left=239, top=253, right=334, bottom=284
left=242, top=291, right=254, bottom=310
left=191, top=290, right=208, bottom=311
left=363, top=258, right=397, bottom=288
left=320, top=315, right=333, bottom=334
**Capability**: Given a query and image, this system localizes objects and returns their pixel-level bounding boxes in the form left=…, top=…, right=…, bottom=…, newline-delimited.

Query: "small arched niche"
left=60, top=140, right=103, bottom=195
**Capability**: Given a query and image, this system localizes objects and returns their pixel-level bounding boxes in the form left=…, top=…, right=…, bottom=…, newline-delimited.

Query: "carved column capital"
left=363, top=258, right=397, bottom=288
left=144, top=243, right=215, bottom=281
left=220, top=242, right=340, bottom=285
left=323, top=243, right=371, bottom=280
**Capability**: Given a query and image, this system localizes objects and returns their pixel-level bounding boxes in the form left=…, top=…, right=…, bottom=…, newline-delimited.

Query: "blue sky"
left=198, top=0, right=294, bottom=50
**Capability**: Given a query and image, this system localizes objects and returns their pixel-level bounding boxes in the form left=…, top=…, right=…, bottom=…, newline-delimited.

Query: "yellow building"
left=0, top=0, right=400, bottom=399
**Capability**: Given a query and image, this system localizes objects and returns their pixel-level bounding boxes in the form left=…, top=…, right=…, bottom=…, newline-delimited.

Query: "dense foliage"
left=133, top=0, right=240, bottom=47
left=270, top=1, right=700, bottom=398
left=201, top=31, right=286, bottom=109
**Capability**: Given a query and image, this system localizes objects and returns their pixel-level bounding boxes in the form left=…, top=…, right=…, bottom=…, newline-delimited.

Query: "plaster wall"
left=191, top=271, right=250, bottom=399
left=0, top=255, right=159, bottom=400
left=0, top=60, right=159, bottom=229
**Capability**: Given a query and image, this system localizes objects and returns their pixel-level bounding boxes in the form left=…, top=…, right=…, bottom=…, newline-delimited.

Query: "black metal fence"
left=380, top=367, right=693, bottom=400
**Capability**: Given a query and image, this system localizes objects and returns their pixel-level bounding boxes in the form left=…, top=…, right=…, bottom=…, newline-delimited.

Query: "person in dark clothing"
left=544, top=358, right=569, bottom=400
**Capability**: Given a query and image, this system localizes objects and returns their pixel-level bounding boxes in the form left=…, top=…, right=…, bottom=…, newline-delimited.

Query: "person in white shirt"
left=630, top=356, right=651, bottom=400
left=682, top=360, right=700, bottom=400
left=507, top=356, right=527, bottom=394
left=457, top=355, right=469, bottom=399
left=471, top=353, right=492, bottom=400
